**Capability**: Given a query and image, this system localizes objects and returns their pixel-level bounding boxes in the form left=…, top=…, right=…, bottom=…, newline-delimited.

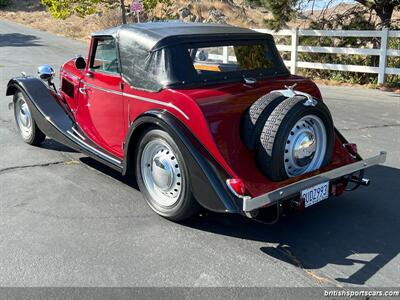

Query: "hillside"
left=0, top=0, right=268, bottom=41
left=1, top=0, right=398, bottom=42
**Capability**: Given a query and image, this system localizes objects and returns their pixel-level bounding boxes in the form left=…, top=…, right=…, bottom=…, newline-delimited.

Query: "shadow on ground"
left=4, top=1, right=46, bottom=13
left=183, top=165, right=400, bottom=285
left=42, top=138, right=400, bottom=286
left=41, top=138, right=78, bottom=153
left=0, top=33, right=42, bottom=47
left=79, top=156, right=138, bottom=189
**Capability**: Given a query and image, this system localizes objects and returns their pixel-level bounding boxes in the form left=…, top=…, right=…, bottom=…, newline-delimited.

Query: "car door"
left=76, top=36, right=126, bottom=157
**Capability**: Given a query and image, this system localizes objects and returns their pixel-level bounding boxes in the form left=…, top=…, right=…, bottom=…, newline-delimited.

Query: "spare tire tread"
left=256, top=96, right=334, bottom=181
left=241, top=92, right=286, bottom=150
left=260, top=96, right=305, bottom=156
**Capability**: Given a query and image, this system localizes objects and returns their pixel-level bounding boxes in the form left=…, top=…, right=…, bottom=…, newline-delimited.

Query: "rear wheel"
left=135, top=128, right=200, bottom=221
left=13, top=91, right=45, bottom=146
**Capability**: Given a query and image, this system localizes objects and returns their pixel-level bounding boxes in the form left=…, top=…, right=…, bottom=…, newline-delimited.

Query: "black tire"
left=135, top=128, right=200, bottom=221
left=256, top=96, right=334, bottom=181
left=13, top=91, right=46, bottom=146
left=241, top=92, right=287, bottom=150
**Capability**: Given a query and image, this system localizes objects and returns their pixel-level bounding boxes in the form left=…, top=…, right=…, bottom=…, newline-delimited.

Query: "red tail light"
left=226, top=178, right=246, bottom=196
left=344, top=143, right=358, bottom=156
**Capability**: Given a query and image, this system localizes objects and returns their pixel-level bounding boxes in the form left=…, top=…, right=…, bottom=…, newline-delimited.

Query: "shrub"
left=0, top=0, right=9, bottom=8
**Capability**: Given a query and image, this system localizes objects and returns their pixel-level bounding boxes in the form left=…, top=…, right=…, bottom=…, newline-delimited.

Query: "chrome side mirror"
left=38, top=64, right=57, bottom=93
left=37, top=64, right=55, bottom=83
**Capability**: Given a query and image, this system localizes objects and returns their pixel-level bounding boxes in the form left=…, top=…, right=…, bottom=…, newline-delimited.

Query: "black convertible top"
left=91, top=22, right=287, bottom=92
left=93, top=22, right=271, bottom=51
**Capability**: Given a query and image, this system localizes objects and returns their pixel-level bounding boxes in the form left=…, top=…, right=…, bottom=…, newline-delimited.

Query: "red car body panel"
left=60, top=56, right=355, bottom=199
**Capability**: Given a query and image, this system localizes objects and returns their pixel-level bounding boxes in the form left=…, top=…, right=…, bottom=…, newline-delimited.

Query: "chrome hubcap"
left=15, top=97, right=33, bottom=139
left=151, top=155, right=174, bottom=191
left=284, top=115, right=327, bottom=177
left=141, top=140, right=183, bottom=207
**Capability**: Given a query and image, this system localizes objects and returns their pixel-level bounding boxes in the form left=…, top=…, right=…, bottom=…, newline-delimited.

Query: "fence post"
left=378, top=27, right=389, bottom=85
left=222, top=46, right=229, bottom=63
left=290, top=28, right=299, bottom=75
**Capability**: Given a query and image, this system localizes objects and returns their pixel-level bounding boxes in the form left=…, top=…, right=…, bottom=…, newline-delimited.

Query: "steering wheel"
left=106, top=58, right=119, bottom=72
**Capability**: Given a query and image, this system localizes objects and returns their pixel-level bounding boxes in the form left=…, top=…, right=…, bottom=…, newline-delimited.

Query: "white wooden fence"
left=253, top=28, right=400, bottom=84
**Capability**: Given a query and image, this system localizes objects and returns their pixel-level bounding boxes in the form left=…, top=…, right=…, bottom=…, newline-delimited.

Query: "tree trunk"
left=375, top=3, right=394, bottom=28
left=120, top=0, right=127, bottom=24
left=354, top=0, right=396, bottom=28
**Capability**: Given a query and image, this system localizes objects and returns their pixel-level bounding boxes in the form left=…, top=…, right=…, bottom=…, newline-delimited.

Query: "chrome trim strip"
left=67, top=130, right=122, bottom=166
left=123, top=93, right=190, bottom=120
left=72, top=127, right=86, bottom=141
left=83, top=83, right=190, bottom=120
left=242, top=151, right=387, bottom=212
left=62, top=70, right=80, bottom=81
left=84, top=82, right=122, bottom=96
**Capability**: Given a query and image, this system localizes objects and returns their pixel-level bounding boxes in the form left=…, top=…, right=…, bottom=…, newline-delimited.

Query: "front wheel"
left=13, top=91, right=46, bottom=146
left=135, top=128, right=200, bottom=221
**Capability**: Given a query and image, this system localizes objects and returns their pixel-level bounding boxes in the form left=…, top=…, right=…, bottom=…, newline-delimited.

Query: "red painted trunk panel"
left=176, top=75, right=354, bottom=197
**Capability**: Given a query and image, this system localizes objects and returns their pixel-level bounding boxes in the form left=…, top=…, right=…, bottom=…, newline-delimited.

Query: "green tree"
left=249, top=0, right=297, bottom=30
left=0, top=0, right=10, bottom=8
left=41, top=0, right=164, bottom=22
left=40, top=0, right=127, bottom=23
left=248, top=0, right=400, bottom=29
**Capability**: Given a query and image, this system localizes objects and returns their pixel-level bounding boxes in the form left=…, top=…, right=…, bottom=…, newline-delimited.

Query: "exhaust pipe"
left=349, top=177, right=370, bottom=186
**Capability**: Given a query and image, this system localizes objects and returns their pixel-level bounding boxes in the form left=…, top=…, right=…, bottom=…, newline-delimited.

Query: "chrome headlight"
left=37, top=64, right=55, bottom=82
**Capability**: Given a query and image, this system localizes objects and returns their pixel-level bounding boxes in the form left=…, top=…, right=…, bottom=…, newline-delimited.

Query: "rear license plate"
left=301, top=181, right=329, bottom=208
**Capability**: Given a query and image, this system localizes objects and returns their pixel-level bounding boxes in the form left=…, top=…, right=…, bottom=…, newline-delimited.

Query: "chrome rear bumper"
left=242, top=151, right=387, bottom=212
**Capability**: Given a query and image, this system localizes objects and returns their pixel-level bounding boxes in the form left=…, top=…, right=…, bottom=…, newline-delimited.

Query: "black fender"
left=7, top=77, right=78, bottom=148
left=123, top=110, right=241, bottom=213
left=6, top=76, right=123, bottom=171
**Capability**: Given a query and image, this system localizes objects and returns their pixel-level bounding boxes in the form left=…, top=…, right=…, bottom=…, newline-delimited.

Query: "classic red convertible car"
left=6, top=22, right=386, bottom=222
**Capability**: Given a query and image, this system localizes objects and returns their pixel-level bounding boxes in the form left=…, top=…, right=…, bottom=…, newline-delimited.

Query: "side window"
left=90, top=38, right=119, bottom=74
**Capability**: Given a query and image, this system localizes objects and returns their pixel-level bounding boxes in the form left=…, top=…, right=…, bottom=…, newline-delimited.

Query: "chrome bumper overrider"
left=242, top=151, right=387, bottom=212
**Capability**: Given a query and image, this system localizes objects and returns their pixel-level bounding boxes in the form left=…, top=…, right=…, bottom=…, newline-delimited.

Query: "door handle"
left=79, top=87, right=87, bottom=95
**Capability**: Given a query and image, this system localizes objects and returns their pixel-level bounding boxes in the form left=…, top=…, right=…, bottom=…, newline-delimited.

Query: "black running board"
left=66, top=125, right=123, bottom=170
left=7, top=77, right=123, bottom=172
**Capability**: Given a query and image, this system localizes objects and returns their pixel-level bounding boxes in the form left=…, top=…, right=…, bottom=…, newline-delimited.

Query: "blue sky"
left=303, top=0, right=356, bottom=10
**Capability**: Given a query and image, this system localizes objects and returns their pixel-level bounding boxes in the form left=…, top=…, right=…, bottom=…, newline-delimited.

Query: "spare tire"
left=241, top=92, right=287, bottom=150
left=256, top=96, right=334, bottom=181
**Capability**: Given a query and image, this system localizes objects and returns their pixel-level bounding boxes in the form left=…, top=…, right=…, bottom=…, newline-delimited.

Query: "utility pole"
left=120, top=0, right=127, bottom=24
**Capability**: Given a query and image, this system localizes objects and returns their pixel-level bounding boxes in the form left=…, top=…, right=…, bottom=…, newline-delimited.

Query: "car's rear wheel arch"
left=122, top=110, right=240, bottom=214
left=124, top=121, right=159, bottom=178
